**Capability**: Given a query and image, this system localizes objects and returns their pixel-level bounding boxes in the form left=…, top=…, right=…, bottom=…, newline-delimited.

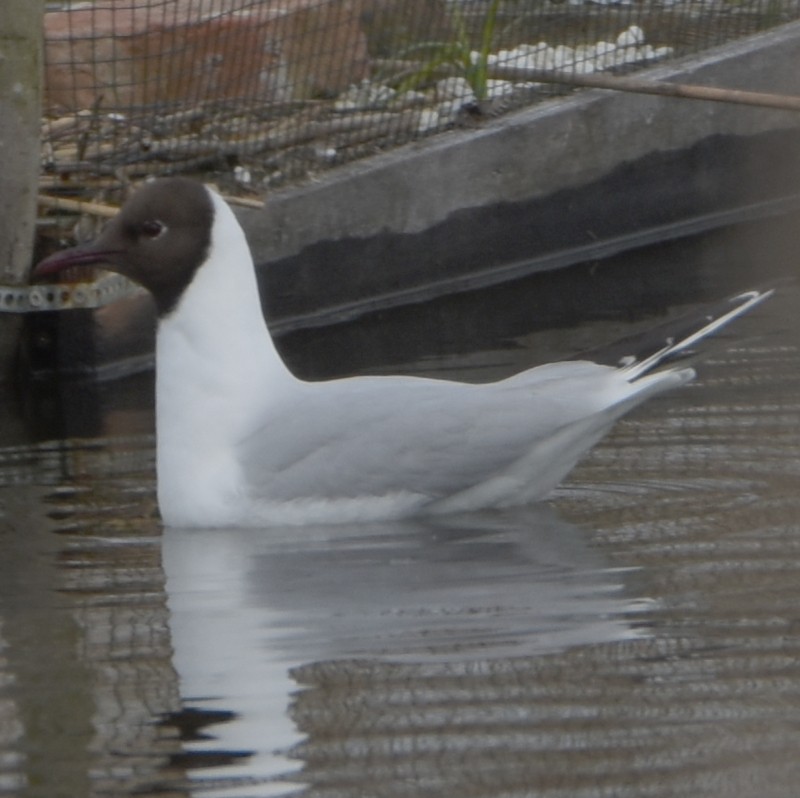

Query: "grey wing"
left=237, top=363, right=623, bottom=503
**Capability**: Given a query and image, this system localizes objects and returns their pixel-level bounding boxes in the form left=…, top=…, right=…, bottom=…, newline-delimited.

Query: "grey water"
left=1, top=277, right=799, bottom=798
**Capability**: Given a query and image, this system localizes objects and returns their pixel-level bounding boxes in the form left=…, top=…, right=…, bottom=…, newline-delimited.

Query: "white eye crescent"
left=141, top=219, right=166, bottom=238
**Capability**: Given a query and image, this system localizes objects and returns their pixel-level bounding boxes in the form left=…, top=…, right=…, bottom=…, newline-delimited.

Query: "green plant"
left=394, top=0, right=502, bottom=102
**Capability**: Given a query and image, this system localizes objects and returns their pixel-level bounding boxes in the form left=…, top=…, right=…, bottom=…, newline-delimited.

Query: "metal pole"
left=0, top=0, right=43, bottom=287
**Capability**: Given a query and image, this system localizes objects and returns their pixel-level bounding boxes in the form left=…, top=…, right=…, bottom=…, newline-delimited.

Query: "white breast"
left=154, top=189, right=300, bottom=526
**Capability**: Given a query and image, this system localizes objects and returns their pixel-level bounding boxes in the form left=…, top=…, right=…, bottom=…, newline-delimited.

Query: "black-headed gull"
left=34, top=178, right=771, bottom=527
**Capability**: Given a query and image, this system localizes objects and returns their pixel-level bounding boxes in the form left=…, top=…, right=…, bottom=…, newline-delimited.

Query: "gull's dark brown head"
left=34, top=177, right=215, bottom=316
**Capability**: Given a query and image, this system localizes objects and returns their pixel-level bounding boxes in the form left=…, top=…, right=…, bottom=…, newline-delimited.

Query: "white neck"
left=154, top=189, right=298, bottom=525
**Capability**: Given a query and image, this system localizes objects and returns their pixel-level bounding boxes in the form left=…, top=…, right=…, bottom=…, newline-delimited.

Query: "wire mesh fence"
left=40, top=0, right=800, bottom=210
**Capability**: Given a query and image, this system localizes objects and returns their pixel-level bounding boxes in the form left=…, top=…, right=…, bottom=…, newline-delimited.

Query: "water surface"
left=0, top=283, right=798, bottom=797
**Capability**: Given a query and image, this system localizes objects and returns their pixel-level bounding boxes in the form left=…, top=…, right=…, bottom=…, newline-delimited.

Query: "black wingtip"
left=574, top=286, right=776, bottom=377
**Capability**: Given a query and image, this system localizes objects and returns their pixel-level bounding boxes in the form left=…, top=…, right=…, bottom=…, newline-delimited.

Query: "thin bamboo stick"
left=493, top=66, right=800, bottom=112
left=37, top=194, right=119, bottom=218
left=38, top=190, right=264, bottom=218
left=374, top=58, right=800, bottom=112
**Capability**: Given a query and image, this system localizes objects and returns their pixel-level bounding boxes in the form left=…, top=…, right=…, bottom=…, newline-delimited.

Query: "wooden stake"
left=0, top=0, right=44, bottom=285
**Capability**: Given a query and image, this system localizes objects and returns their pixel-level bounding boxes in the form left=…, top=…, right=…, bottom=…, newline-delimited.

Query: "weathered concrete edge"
left=239, top=19, right=800, bottom=263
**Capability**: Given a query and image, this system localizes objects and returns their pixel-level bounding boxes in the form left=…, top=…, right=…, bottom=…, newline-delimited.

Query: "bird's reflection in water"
left=162, top=505, right=648, bottom=793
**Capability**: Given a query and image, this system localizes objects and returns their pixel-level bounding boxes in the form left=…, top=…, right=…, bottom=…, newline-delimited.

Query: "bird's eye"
left=140, top=220, right=165, bottom=238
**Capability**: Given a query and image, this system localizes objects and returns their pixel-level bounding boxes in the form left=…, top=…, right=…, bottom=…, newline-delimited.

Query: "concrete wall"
left=239, top=20, right=800, bottom=264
